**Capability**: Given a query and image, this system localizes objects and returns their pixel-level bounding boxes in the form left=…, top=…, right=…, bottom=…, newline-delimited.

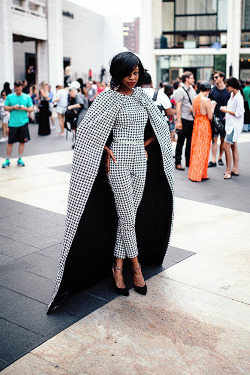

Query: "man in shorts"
left=208, top=71, right=230, bottom=167
left=2, top=80, right=33, bottom=168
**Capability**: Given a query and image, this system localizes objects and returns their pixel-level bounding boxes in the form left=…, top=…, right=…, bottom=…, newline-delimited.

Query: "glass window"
left=176, top=16, right=195, bottom=31
left=186, top=0, right=206, bottom=14
left=170, top=55, right=213, bottom=68
left=196, top=15, right=216, bottom=30
left=162, top=2, right=174, bottom=31
left=206, top=0, right=217, bottom=13
left=176, top=0, right=185, bottom=15
left=244, top=0, right=250, bottom=29
left=218, top=0, right=228, bottom=30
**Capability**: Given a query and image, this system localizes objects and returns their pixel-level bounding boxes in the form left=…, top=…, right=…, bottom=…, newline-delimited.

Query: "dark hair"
left=109, top=52, right=145, bottom=89
left=164, top=84, right=174, bottom=98
left=14, top=80, right=23, bottom=87
left=173, top=80, right=180, bottom=90
left=1, top=90, right=7, bottom=96
left=246, top=78, right=250, bottom=86
left=199, top=80, right=211, bottom=92
left=141, top=71, right=152, bottom=85
left=182, top=71, right=193, bottom=83
left=226, top=77, right=244, bottom=97
left=3, top=82, right=11, bottom=95
left=213, top=71, right=225, bottom=80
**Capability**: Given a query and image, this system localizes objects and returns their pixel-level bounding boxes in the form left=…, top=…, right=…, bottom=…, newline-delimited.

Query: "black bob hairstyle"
left=199, top=81, right=211, bottom=92
left=109, top=52, right=145, bottom=89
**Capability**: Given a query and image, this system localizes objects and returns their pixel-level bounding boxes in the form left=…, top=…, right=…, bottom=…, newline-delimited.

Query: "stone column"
left=226, top=0, right=242, bottom=78
left=0, top=0, right=14, bottom=89
left=140, top=0, right=155, bottom=83
left=47, top=0, right=63, bottom=91
left=36, top=40, right=49, bottom=85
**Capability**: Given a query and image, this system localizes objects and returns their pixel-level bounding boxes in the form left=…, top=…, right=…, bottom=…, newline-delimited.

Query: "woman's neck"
left=117, top=86, right=134, bottom=96
left=232, top=89, right=238, bottom=97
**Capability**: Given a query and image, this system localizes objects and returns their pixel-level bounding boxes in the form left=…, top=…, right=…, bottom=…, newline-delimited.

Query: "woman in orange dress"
left=188, top=81, right=214, bottom=182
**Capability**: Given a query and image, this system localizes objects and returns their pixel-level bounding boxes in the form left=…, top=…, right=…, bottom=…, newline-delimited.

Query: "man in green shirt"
left=243, top=78, right=250, bottom=132
left=2, top=80, right=33, bottom=168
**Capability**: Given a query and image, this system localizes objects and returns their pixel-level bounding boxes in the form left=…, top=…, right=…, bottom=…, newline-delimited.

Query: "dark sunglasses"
left=214, top=76, right=219, bottom=79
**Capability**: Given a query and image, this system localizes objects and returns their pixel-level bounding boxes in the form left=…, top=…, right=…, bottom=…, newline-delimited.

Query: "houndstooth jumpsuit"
left=108, top=92, right=148, bottom=259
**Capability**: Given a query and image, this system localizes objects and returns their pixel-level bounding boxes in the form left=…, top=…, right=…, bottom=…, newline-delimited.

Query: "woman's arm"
left=220, top=104, right=244, bottom=118
left=104, top=145, right=117, bottom=175
left=40, top=88, right=49, bottom=100
left=205, top=98, right=213, bottom=121
left=220, top=106, right=235, bottom=116
left=68, top=103, right=82, bottom=110
left=144, top=135, right=156, bottom=147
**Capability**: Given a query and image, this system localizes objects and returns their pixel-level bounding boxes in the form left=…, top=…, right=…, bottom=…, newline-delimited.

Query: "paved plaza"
left=0, top=121, right=250, bottom=374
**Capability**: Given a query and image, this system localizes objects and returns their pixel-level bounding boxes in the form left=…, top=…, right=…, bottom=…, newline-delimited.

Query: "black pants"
left=175, top=118, right=194, bottom=167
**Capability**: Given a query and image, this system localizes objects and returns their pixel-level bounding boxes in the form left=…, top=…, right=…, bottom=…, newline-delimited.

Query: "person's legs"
left=109, top=162, right=137, bottom=289
left=2, top=123, right=8, bottom=139
left=129, top=149, right=147, bottom=288
left=18, top=142, right=25, bottom=156
left=175, top=129, right=185, bottom=167
left=58, top=114, right=65, bottom=135
left=219, top=136, right=225, bottom=161
left=6, top=143, right=13, bottom=157
left=112, top=258, right=125, bottom=289
left=2, top=143, right=13, bottom=167
left=223, top=141, right=232, bottom=178
left=231, top=142, right=239, bottom=174
left=50, top=114, right=55, bottom=127
left=170, top=131, right=175, bottom=143
left=211, top=136, right=218, bottom=163
left=184, top=119, right=194, bottom=167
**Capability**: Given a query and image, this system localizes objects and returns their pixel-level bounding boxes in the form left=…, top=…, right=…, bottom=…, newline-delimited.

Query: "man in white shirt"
left=141, top=72, right=174, bottom=119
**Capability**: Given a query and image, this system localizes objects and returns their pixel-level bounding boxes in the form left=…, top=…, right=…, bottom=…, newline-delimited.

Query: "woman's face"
left=226, top=85, right=233, bottom=93
left=120, top=65, right=139, bottom=90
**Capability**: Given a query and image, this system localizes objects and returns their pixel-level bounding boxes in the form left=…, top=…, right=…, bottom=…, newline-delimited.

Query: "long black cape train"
left=48, top=87, right=174, bottom=312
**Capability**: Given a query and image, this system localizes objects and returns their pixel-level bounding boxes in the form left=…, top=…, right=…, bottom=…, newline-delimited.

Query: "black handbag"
left=212, top=114, right=224, bottom=132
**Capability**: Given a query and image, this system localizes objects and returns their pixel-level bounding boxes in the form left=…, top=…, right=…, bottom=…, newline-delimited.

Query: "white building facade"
left=139, top=0, right=250, bottom=86
left=0, top=0, right=123, bottom=91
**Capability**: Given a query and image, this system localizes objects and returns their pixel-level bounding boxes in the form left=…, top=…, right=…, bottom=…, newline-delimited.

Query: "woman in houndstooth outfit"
left=48, top=52, right=174, bottom=312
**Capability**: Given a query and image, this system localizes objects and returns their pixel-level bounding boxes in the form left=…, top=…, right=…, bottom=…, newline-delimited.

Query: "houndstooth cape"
left=48, top=87, right=174, bottom=312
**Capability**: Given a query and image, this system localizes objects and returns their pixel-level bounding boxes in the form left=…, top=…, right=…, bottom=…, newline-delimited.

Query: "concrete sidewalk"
left=0, top=124, right=250, bottom=374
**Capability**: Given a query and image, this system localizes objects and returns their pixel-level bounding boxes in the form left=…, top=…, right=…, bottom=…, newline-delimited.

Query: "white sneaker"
left=0, top=137, right=7, bottom=143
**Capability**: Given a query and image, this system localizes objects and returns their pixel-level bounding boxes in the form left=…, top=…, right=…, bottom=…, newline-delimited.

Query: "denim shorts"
left=225, top=129, right=234, bottom=145
left=168, top=120, right=175, bottom=132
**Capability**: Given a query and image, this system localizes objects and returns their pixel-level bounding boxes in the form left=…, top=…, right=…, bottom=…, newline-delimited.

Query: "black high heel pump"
left=112, top=265, right=129, bottom=296
left=132, top=264, right=147, bottom=295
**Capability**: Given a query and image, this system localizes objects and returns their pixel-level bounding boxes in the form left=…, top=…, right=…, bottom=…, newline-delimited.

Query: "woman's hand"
left=145, top=149, right=148, bottom=160
left=104, top=146, right=117, bottom=175
left=220, top=106, right=227, bottom=113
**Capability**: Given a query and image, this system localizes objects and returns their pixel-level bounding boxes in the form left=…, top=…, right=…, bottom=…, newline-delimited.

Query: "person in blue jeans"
left=2, top=80, right=33, bottom=168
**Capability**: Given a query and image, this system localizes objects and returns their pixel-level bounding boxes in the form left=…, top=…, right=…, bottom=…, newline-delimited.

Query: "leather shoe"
left=175, top=164, right=185, bottom=171
left=208, top=161, right=217, bottom=168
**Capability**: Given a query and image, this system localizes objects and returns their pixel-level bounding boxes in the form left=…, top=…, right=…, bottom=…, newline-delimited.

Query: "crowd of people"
left=0, top=77, right=111, bottom=167
left=158, top=71, right=248, bottom=181
left=0, top=69, right=249, bottom=179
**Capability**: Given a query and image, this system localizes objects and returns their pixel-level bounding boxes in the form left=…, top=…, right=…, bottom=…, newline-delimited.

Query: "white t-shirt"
left=57, top=89, right=68, bottom=108
left=142, top=88, right=171, bottom=110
